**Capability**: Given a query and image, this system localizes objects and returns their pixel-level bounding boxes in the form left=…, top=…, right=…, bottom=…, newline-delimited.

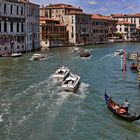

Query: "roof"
left=117, top=21, right=135, bottom=25
left=40, top=3, right=82, bottom=11
left=67, top=10, right=91, bottom=16
left=20, top=0, right=40, bottom=6
left=111, top=13, right=140, bottom=18
left=92, top=14, right=115, bottom=21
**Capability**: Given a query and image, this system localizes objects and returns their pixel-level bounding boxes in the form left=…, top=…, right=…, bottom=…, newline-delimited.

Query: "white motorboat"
left=61, top=73, right=80, bottom=92
left=114, top=49, right=124, bottom=56
left=11, top=52, right=22, bottom=57
left=31, top=53, right=45, bottom=61
left=52, top=66, right=70, bottom=82
left=127, top=52, right=138, bottom=60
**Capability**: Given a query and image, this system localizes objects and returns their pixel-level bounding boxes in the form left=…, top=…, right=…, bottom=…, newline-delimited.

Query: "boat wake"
left=95, top=53, right=114, bottom=63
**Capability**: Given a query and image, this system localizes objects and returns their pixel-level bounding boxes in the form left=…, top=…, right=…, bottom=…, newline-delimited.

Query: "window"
left=4, top=4, right=6, bottom=14
left=21, top=7, right=23, bottom=15
left=72, top=16, right=74, bottom=23
left=10, top=22, right=13, bottom=32
left=21, top=22, right=24, bottom=32
left=10, top=5, right=13, bottom=15
left=4, top=21, right=7, bottom=32
left=17, top=22, right=19, bottom=32
left=72, top=26, right=73, bottom=32
left=0, top=21, right=1, bottom=32
left=17, top=6, right=19, bottom=15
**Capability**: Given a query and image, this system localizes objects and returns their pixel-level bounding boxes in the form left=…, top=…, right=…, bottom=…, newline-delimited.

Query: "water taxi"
left=52, top=66, right=70, bottom=82
left=61, top=73, right=80, bottom=92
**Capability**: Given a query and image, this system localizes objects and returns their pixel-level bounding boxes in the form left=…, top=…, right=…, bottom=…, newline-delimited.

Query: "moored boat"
left=104, top=92, right=140, bottom=121
left=11, top=52, right=22, bottom=57
left=61, top=73, right=80, bottom=92
left=52, top=66, right=70, bottom=82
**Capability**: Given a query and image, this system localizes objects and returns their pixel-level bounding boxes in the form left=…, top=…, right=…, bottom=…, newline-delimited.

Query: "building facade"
left=111, top=13, right=140, bottom=41
left=40, top=17, right=68, bottom=48
left=23, top=0, right=40, bottom=52
left=91, top=14, right=117, bottom=44
left=116, top=21, right=136, bottom=41
left=40, top=4, right=93, bottom=46
left=0, top=0, right=40, bottom=56
left=0, top=0, right=25, bottom=55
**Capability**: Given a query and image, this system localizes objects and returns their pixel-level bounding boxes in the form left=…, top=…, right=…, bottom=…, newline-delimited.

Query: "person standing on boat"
left=124, top=99, right=129, bottom=112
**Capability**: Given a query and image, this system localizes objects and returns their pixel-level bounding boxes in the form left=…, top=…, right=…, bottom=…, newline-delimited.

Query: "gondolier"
left=124, top=99, right=129, bottom=112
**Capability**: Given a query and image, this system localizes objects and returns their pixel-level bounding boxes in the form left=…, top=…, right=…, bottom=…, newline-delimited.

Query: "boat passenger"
left=117, top=108, right=127, bottom=115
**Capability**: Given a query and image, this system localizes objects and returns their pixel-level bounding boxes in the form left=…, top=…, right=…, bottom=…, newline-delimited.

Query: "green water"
left=0, top=42, right=140, bottom=140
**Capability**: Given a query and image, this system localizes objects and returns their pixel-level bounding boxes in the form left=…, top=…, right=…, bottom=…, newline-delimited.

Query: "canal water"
left=0, top=42, right=140, bottom=140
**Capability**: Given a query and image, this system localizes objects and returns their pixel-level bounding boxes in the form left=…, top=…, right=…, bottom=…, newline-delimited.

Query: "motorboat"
left=61, top=73, right=80, bottom=92
left=114, top=49, right=124, bottom=56
left=11, top=52, right=22, bottom=57
left=31, top=53, right=45, bottom=61
left=127, top=52, right=138, bottom=61
left=73, top=47, right=84, bottom=53
left=52, top=66, right=70, bottom=82
left=80, top=50, right=91, bottom=58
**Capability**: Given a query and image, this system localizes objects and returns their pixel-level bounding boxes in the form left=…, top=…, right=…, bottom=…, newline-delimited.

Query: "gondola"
left=104, top=92, right=140, bottom=121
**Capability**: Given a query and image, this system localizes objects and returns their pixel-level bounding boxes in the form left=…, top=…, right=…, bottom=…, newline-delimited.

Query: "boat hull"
left=61, top=73, right=80, bottom=92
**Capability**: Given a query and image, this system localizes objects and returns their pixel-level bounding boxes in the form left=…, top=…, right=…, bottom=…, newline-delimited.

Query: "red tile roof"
left=40, top=3, right=82, bottom=11
left=117, top=21, right=135, bottom=25
left=111, top=13, right=140, bottom=18
left=67, top=10, right=91, bottom=15
left=92, top=14, right=115, bottom=21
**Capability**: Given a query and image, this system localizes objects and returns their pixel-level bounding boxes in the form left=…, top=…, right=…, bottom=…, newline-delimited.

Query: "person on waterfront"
left=124, top=99, right=129, bottom=112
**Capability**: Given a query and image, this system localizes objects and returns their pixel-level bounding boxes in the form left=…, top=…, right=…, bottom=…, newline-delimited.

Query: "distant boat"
left=52, top=66, right=70, bottom=82
left=31, top=53, right=45, bottom=61
left=127, top=52, right=138, bottom=61
left=61, top=73, right=80, bottom=92
left=80, top=50, right=91, bottom=58
left=11, top=52, right=22, bottom=57
left=104, top=92, right=140, bottom=122
left=114, top=49, right=124, bottom=56
left=130, top=63, right=138, bottom=72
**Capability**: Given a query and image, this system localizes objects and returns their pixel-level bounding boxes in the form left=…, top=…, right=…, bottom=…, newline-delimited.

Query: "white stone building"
left=116, top=21, right=136, bottom=41
left=0, top=0, right=40, bottom=56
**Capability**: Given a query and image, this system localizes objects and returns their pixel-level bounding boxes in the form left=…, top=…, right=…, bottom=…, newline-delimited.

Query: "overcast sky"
left=31, top=0, right=140, bottom=15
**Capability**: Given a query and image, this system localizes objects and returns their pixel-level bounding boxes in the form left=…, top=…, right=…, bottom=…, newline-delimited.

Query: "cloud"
left=88, top=1, right=97, bottom=5
left=126, top=5, right=135, bottom=10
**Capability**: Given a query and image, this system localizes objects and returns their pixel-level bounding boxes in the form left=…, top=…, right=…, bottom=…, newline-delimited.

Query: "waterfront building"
left=91, top=14, right=117, bottom=44
left=116, top=21, right=136, bottom=41
left=22, top=0, right=40, bottom=52
left=40, top=17, right=68, bottom=48
left=0, top=0, right=40, bottom=56
left=111, top=13, right=140, bottom=41
left=0, top=0, right=25, bottom=55
left=64, top=11, right=92, bottom=45
left=40, top=4, right=92, bottom=46
left=111, top=13, right=140, bottom=28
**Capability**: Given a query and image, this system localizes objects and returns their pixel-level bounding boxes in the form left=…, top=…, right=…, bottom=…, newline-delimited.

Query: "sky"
left=31, top=0, right=140, bottom=15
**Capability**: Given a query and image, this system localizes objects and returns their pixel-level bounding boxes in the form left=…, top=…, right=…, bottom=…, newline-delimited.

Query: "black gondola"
left=104, top=92, right=140, bottom=122
left=130, top=63, right=138, bottom=72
